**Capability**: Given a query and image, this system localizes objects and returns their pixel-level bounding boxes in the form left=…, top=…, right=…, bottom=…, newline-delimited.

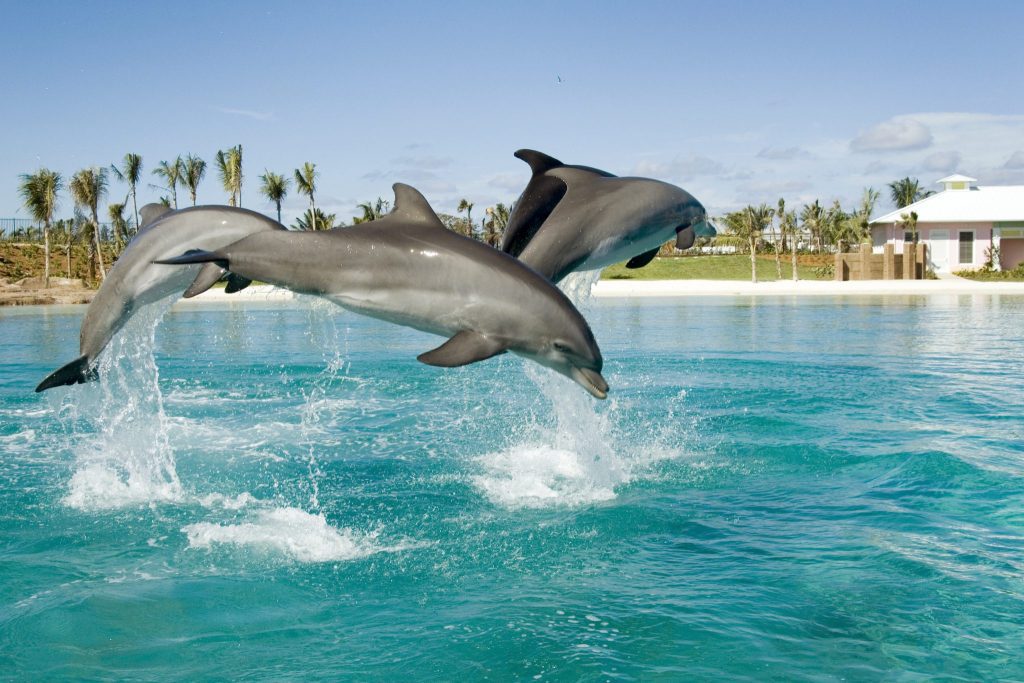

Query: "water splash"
left=60, top=300, right=183, bottom=510
left=473, top=270, right=680, bottom=508
left=182, top=506, right=419, bottom=563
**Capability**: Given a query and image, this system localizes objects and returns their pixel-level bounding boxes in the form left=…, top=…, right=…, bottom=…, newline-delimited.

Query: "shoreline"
left=3, top=278, right=1024, bottom=309
left=591, top=278, right=1024, bottom=297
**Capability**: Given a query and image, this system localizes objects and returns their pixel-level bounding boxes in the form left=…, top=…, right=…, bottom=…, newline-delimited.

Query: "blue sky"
left=4, top=0, right=1024, bottom=224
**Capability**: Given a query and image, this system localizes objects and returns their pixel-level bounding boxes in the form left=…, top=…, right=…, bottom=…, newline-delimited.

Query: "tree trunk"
left=791, top=229, right=799, bottom=282
left=276, top=202, right=282, bottom=224
left=132, top=187, right=139, bottom=237
left=43, top=220, right=50, bottom=288
left=311, top=196, right=317, bottom=231
left=749, top=236, right=757, bottom=283
left=774, top=226, right=782, bottom=280
left=92, top=209, right=106, bottom=280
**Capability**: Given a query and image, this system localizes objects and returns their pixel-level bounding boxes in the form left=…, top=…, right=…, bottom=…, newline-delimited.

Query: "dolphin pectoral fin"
left=224, top=274, right=252, bottom=294
left=35, top=355, right=97, bottom=392
left=676, top=227, right=696, bottom=250
left=417, top=331, right=507, bottom=367
left=183, top=263, right=227, bottom=298
left=626, top=248, right=660, bottom=269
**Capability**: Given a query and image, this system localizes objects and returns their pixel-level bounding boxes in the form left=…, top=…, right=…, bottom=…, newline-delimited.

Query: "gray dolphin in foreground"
left=500, top=149, right=716, bottom=283
left=36, top=204, right=287, bottom=392
left=155, top=184, right=610, bottom=399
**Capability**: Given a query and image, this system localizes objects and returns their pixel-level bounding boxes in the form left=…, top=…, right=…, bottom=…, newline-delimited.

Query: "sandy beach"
left=172, top=277, right=1024, bottom=304
left=4, top=277, right=1023, bottom=308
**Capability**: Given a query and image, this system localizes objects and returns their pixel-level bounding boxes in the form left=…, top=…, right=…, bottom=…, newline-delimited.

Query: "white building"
left=869, top=174, right=1024, bottom=273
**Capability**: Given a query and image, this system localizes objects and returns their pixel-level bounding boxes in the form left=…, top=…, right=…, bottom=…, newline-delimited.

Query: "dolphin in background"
left=500, top=149, right=716, bottom=283
left=35, top=204, right=287, bottom=392
left=156, top=184, right=610, bottom=399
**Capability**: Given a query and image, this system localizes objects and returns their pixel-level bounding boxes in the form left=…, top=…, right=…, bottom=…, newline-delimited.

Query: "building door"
left=958, top=230, right=975, bottom=267
left=928, top=229, right=949, bottom=271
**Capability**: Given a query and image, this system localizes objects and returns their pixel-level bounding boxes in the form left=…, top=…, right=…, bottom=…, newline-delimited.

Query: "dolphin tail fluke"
left=154, top=250, right=228, bottom=268
left=417, top=330, right=507, bottom=367
left=35, top=355, right=97, bottom=392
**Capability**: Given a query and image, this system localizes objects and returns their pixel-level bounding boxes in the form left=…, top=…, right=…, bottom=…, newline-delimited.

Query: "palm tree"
left=152, top=157, right=183, bottom=209
left=725, top=204, right=773, bottom=283
left=180, top=154, right=206, bottom=206
left=18, top=168, right=63, bottom=287
left=776, top=203, right=799, bottom=281
left=823, top=200, right=854, bottom=252
left=800, top=201, right=825, bottom=253
left=484, top=203, right=510, bottom=246
left=107, top=202, right=129, bottom=252
left=457, top=198, right=475, bottom=239
left=69, top=167, right=109, bottom=281
left=294, top=162, right=319, bottom=230
left=888, top=177, right=933, bottom=209
left=773, top=198, right=785, bottom=280
left=52, top=217, right=77, bottom=278
left=259, top=171, right=289, bottom=223
left=293, top=208, right=336, bottom=231
left=111, top=153, right=143, bottom=234
left=215, top=145, right=243, bottom=206
left=899, top=211, right=920, bottom=244
left=353, top=197, right=390, bottom=224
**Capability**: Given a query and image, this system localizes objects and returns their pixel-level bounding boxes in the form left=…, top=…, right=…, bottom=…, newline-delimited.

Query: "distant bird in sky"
left=556, top=75, right=563, bottom=83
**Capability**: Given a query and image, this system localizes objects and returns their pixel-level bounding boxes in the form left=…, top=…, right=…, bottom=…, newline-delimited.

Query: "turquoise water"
left=2, top=292, right=1023, bottom=680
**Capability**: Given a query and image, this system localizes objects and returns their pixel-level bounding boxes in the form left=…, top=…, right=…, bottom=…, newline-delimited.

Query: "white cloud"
left=1003, top=151, right=1024, bottom=169
left=921, top=150, right=961, bottom=172
left=756, top=146, right=812, bottom=160
left=632, top=155, right=725, bottom=179
left=850, top=117, right=933, bottom=152
left=390, top=155, right=452, bottom=170
left=213, top=106, right=274, bottom=122
left=487, top=173, right=528, bottom=192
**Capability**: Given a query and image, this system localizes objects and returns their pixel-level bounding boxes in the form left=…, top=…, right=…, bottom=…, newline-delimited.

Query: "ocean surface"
left=1, top=289, right=1023, bottom=680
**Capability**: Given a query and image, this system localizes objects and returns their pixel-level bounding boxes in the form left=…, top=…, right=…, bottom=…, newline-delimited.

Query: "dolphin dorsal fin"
left=391, top=183, right=443, bottom=226
left=514, top=149, right=564, bottom=175
left=139, top=203, right=173, bottom=228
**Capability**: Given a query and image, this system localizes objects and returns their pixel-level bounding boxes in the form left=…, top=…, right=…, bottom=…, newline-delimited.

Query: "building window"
left=959, top=231, right=974, bottom=264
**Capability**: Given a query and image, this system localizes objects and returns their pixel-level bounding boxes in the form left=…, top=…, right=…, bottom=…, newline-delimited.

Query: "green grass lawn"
left=601, top=255, right=831, bottom=281
left=954, top=268, right=1024, bottom=282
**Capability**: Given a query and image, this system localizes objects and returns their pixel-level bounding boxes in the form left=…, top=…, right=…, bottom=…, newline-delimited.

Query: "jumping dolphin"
left=155, top=184, right=610, bottom=399
left=500, top=149, right=716, bottom=282
left=35, top=204, right=287, bottom=392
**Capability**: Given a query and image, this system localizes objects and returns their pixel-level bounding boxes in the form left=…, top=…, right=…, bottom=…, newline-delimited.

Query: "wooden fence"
left=835, top=243, right=928, bottom=281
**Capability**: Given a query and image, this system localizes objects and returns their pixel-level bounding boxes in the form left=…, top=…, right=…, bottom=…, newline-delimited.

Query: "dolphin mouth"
left=571, top=366, right=609, bottom=400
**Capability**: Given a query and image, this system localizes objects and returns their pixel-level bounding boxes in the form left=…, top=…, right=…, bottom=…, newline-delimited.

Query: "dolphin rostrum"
left=500, top=149, right=716, bottom=282
left=155, top=184, right=610, bottom=399
left=35, top=204, right=287, bottom=392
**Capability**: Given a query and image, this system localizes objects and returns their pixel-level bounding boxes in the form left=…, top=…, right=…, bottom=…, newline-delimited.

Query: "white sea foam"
left=64, top=463, right=182, bottom=510
left=182, top=507, right=418, bottom=563
left=472, top=445, right=618, bottom=508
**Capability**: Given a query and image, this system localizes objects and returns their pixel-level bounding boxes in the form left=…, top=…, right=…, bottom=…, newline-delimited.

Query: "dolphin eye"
left=553, top=342, right=572, bottom=354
